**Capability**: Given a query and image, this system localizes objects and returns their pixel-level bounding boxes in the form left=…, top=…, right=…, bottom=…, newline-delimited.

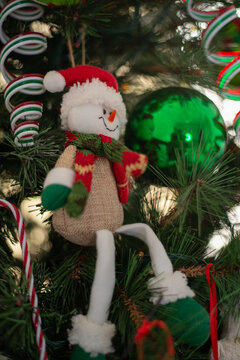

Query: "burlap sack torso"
left=52, top=145, right=124, bottom=246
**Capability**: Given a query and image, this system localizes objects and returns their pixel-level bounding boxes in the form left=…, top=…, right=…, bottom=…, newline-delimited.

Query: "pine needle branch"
left=0, top=130, right=63, bottom=202
left=120, top=288, right=146, bottom=329
left=151, top=149, right=240, bottom=236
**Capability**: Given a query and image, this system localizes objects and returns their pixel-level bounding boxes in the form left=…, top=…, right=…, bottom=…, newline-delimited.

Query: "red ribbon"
left=206, top=263, right=218, bottom=360
left=134, top=320, right=175, bottom=358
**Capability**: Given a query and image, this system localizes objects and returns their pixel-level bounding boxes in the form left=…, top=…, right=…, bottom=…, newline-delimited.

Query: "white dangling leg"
left=68, top=229, right=116, bottom=356
left=116, top=223, right=172, bottom=275
left=87, top=229, right=116, bottom=323
left=116, top=223, right=194, bottom=305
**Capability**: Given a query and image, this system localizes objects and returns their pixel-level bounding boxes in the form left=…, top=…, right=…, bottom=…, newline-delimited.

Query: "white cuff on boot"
left=148, top=271, right=195, bottom=305
left=68, top=314, right=116, bottom=356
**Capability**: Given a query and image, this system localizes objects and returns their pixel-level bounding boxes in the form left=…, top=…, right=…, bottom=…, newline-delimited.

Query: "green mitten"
left=65, top=182, right=89, bottom=218
left=41, top=184, right=71, bottom=211
left=161, top=297, right=210, bottom=346
left=70, top=345, right=106, bottom=360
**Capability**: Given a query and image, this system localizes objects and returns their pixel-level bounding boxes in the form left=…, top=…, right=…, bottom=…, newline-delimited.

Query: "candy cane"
left=0, top=0, right=47, bottom=146
left=185, top=0, right=240, bottom=100
left=0, top=199, right=48, bottom=360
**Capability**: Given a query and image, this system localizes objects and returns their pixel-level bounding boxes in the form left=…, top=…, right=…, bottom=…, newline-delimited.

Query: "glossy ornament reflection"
left=125, top=87, right=226, bottom=175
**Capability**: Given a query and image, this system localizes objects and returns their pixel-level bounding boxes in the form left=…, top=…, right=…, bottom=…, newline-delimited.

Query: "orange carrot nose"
left=108, top=109, right=117, bottom=122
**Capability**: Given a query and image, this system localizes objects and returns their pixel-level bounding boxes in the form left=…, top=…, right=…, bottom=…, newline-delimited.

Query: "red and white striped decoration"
left=0, top=199, right=48, bottom=360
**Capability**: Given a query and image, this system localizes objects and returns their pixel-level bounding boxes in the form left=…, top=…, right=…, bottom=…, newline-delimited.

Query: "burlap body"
left=52, top=145, right=124, bottom=246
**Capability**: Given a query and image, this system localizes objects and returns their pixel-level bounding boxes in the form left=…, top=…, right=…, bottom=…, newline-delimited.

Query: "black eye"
left=103, top=109, right=106, bottom=115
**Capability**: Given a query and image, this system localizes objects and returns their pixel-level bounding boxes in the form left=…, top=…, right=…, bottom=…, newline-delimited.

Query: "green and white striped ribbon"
left=10, top=101, right=43, bottom=130
left=3, top=75, right=44, bottom=146
left=217, top=57, right=240, bottom=100
left=4, top=74, right=44, bottom=111
left=0, top=0, right=43, bottom=19
left=0, top=0, right=44, bottom=45
left=0, top=0, right=47, bottom=146
left=202, top=6, right=238, bottom=65
left=185, top=0, right=218, bottom=22
left=233, top=111, right=240, bottom=134
left=14, top=120, right=39, bottom=146
left=185, top=1, right=240, bottom=100
left=0, top=32, right=47, bottom=82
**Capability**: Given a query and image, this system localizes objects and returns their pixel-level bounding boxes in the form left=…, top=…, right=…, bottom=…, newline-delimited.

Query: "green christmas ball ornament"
left=125, top=87, right=227, bottom=176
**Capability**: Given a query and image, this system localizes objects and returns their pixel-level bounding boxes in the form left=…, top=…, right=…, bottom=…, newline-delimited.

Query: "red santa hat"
left=43, top=65, right=127, bottom=129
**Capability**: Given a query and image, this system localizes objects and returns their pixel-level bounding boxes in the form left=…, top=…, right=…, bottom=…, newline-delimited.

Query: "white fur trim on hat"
left=60, top=78, right=127, bottom=129
left=68, top=314, right=116, bottom=356
left=43, top=71, right=66, bottom=93
left=148, top=271, right=195, bottom=305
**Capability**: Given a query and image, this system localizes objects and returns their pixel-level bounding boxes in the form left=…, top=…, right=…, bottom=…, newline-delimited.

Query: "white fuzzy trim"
left=61, top=78, right=127, bottom=129
left=68, top=314, right=116, bottom=356
left=148, top=271, right=195, bottom=305
left=211, top=339, right=240, bottom=360
left=43, top=71, right=66, bottom=93
left=43, top=167, right=75, bottom=188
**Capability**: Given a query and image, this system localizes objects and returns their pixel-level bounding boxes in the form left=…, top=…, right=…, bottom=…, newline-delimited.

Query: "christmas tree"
left=1, top=0, right=240, bottom=359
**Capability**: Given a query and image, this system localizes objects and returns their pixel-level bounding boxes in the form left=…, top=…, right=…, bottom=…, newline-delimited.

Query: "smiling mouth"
left=99, top=116, right=119, bottom=132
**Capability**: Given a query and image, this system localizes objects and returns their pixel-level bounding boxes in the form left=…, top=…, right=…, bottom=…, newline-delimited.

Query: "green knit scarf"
left=65, top=131, right=134, bottom=218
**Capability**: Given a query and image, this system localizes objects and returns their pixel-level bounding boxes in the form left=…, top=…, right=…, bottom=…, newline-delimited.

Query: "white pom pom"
left=68, top=314, right=115, bottom=355
left=43, top=71, right=66, bottom=93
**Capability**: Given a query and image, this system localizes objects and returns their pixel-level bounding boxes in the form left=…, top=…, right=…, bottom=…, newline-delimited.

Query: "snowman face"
left=68, top=103, right=121, bottom=140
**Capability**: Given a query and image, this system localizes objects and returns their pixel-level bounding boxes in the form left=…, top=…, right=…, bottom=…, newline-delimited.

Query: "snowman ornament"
left=42, top=65, right=209, bottom=359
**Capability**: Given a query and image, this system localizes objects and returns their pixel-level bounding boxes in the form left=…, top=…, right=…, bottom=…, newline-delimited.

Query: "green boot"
left=149, top=271, right=210, bottom=346
left=161, top=297, right=210, bottom=346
